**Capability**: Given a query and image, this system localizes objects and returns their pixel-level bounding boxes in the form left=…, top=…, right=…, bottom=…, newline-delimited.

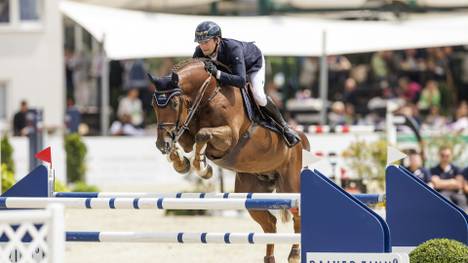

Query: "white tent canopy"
left=61, top=1, right=468, bottom=59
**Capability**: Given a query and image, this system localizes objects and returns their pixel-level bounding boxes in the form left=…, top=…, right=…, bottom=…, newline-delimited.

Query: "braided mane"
left=172, top=58, right=209, bottom=72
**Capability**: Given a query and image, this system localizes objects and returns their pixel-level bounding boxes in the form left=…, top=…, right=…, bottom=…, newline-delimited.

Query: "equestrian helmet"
left=194, top=21, right=221, bottom=42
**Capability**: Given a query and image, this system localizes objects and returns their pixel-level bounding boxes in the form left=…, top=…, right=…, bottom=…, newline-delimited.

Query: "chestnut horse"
left=149, top=58, right=310, bottom=263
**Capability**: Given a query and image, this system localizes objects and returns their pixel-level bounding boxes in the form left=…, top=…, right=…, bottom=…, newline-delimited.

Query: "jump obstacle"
left=1, top=165, right=467, bottom=263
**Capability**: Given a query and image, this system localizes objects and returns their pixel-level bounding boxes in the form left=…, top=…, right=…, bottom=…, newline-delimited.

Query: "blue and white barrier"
left=0, top=197, right=296, bottom=210
left=65, top=231, right=300, bottom=244
left=54, top=192, right=383, bottom=205
left=1, top=165, right=467, bottom=263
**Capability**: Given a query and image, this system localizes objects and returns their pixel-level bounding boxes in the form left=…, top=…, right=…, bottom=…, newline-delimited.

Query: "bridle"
left=154, top=72, right=221, bottom=153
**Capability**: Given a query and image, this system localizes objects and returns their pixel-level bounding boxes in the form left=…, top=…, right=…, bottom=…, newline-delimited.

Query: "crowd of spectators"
left=39, top=46, right=468, bottom=136
left=288, top=46, right=468, bottom=132
left=404, top=147, right=468, bottom=210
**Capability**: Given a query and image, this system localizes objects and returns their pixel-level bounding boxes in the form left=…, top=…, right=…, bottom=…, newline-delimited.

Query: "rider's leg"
left=248, top=56, right=267, bottom=107
left=249, top=56, right=300, bottom=147
left=262, top=97, right=300, bottom=147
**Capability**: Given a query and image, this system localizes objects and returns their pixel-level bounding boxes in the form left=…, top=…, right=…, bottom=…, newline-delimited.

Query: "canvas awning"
left=61, top=1, right=468, bottom=59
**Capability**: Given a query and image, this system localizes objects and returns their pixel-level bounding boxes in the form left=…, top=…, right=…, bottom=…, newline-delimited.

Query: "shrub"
left=1, top=134, right=15, bottom=173
left=1, top=164, right=15, bottom=193
left=409, top=238, right=468, bottom=263
left=64, top=134, right=87, bottom=183
left=71, top=181, right=100, bottom=192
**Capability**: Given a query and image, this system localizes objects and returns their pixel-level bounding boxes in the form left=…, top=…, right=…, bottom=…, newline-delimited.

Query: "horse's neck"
left=180, top=67, right=209, bottom=97
left=183, top=70, right=213, bottom=101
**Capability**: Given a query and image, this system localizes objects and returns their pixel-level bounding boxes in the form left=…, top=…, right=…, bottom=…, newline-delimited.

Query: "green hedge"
left=1, top=164, right=15, bottom=193
left=1, top=135, right=15, bottom=173
left=64, top=134, right=87, bottom=183
left=410, top=238, right=468, bottom=263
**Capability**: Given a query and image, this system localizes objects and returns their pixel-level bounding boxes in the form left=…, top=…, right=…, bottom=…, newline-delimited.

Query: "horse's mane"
left=172, top=58, right=209, bottom=72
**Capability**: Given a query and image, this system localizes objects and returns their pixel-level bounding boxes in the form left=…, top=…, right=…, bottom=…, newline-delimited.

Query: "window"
left=0, top=0, right=10, bottom=23
left=0, top=82, right=7, bottom=120
left=0, top=0, right=42, bottom=29
left=19, top=0, right=39, bottom=21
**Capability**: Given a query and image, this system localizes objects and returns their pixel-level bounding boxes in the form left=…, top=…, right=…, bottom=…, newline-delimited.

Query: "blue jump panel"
left=386, top=165, right=468, bottom=246
left=301, top=169, right=390, bottom=263
left=1, top=165, right=48, bottom=198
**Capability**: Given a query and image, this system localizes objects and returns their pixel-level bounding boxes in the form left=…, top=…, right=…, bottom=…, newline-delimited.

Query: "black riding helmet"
left=194, top=21, right=222, bottom=42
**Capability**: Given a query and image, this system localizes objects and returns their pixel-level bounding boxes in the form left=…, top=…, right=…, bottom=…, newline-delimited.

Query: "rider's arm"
left=217, top=46, right=246, bottom=88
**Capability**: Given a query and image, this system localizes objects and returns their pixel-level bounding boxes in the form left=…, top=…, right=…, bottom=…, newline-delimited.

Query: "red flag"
left=35, top=147, right=52, bottom=165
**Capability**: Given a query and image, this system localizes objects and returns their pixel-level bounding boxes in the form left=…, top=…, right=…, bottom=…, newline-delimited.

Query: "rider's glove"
left=204, top=61, right=220, bottom=79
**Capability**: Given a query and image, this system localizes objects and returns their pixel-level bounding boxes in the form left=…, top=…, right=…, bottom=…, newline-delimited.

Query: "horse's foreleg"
left=167, top=146, right=190, bottom=174
left=288, top=211, right=301, bottom=263
left=191, top=125, right=233, bottom=179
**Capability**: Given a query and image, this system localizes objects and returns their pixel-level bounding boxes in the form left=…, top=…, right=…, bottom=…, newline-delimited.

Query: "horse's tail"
left=297, top=131, right=310, bottom=152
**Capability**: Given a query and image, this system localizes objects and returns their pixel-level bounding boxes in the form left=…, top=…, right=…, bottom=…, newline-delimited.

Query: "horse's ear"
left=171, top=71, right=179, bottom=85
left=147, top=73, right=160, bottom=88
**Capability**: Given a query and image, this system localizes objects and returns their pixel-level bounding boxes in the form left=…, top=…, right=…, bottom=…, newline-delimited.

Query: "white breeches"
left=248, top=55, right=267, bottom=107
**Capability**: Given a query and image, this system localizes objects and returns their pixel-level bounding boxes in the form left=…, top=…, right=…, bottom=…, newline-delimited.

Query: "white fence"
left=0, top=205, right=64, bottom=263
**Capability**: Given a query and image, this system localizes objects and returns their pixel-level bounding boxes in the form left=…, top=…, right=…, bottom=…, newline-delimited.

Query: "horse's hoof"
left=264, top=256, right=275, bottom=263
left=200, top=165, right=213, bottom=179
left=174, top=157, right=191, bottom=174
left=288, top=247, right=300, bottom=263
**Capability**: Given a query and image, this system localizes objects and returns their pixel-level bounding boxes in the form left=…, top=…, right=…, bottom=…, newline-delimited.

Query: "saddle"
left=240, top=84, right=282, bottom=135
left=210, top=60, right=282, bottom=135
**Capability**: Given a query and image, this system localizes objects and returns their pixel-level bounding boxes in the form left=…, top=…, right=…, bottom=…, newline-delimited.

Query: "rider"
left=192, top=21, right=300, bottom=147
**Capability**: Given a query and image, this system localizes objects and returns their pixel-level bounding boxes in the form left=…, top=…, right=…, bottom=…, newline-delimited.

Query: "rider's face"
left=198, top=38, right=217, bottom=56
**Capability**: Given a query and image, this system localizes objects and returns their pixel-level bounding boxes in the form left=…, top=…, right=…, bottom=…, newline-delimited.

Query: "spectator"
left=64, top=48, right=75, bottom=101
left=430, top=146, right=466, bottom=208
left=424, top=106, right=447, bottom=130
left=344, top=103, right=357, bottom=125
left=328, top=55, right=351, bottom=99
left=449, top=101, right=468, bottom=131
left=328, top=101, right=346, bottom=126
left=117, top=88, right=144, bottom=128
left=342, top=78, right=359, bottom=106
left=125, top=59, right=151, bottom=114
left=13, top=100, right=29, bottom=136
left=404, top=150, right=431, bottom=184
left=65, top=98, right=81, bottom=134
left=417, top=80, right=441, bottom=111
left=299, top=57, right=318, bottom=90
left=295, top=88, right=312, bottom=100
left=110, top=114, right=144, bottom=136
left=398, top=77, right=421, bottom=103
left=371, top=51, right=389, bottom=81
left=426, top=48, right=448, bottom=81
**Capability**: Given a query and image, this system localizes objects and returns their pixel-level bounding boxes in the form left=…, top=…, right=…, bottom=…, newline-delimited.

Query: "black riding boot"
left=262, top=97, right=300, bottom=147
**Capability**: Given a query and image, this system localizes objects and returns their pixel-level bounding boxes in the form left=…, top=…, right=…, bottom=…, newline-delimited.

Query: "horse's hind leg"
left=277, top=147, right=302, bottom=263
left=235, top=173, right=277, bottom=263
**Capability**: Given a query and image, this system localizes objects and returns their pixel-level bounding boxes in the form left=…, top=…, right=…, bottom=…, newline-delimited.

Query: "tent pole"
left=319, top=30, right=328, bottom=125
left=100, top=36, right=109, bottom=136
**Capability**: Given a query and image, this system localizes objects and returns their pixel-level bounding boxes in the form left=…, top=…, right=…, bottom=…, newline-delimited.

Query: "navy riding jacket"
left=193, top=38, right=263, bottom=88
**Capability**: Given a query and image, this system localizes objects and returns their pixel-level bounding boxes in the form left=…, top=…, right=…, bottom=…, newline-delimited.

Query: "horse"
left=149, top=58, right=310, bottom=263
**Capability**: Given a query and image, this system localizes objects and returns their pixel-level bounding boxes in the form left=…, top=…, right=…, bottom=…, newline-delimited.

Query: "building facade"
left=0, top=0, right=64, bottom=132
